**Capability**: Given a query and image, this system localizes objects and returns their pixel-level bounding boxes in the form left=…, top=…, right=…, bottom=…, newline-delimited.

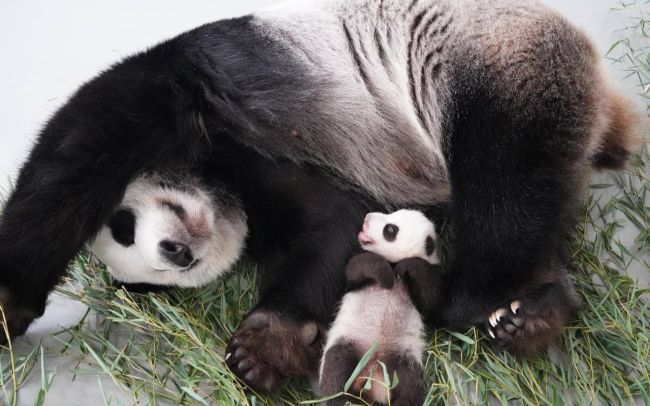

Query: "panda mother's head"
left=90, top=174, right=247, bottom=288
left=358, top=209, right=437, bottom=264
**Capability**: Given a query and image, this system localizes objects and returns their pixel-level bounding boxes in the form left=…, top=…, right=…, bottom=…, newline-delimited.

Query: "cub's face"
left=358, top=209, right=437, bottom=264
left=90, top=175, right=247, bottom=288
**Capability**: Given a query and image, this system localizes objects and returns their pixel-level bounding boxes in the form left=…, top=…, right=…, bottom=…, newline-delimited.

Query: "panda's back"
left=222, top=0, right=607, bottom=206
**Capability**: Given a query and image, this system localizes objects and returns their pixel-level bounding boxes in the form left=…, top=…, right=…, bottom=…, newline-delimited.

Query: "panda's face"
left=358, top=209, right=437, bottom=264
left=90, top=175, right=247, bottom=288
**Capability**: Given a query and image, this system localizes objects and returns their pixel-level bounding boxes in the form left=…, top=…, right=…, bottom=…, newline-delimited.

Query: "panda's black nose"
left=158, top=240, right=194, bottom=268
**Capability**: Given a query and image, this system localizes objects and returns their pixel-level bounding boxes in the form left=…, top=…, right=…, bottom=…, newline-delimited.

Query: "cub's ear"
left=345, top=252, right=394, bottom=290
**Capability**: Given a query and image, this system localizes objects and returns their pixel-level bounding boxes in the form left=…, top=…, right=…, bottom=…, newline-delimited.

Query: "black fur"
left=318, top=341, right=360, bottom=406
left=388, top=353, right=426, bottom=406
left=345, top=252, right=395, bottom=291
left=395, top=258, right=442, bottom=317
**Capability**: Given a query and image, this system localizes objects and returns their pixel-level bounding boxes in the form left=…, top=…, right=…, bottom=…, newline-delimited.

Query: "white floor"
left=0, top=1, right=648, bottom=405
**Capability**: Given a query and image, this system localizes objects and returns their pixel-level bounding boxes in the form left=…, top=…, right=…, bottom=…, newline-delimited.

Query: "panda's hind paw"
left=485, top=302, right=524, bottom=340
left=225, top=309, right=321, bottom=394
left=484, top=283, right=577, bottom=356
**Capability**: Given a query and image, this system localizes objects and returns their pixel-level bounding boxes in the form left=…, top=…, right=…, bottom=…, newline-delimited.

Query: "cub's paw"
left=225, top=310, right=320, bottom=394
left=394, top=259, right=442, bottom=316
left=0, top=288, right=40, bottom=346
left=485, top=284, right=578, bottom=355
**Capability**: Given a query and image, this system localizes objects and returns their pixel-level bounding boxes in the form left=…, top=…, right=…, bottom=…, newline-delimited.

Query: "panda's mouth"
left=154, top=259, right=200, bottom=273
left=180, top=259, right=200, bottom=273
left=358, top=231, right=375, bottom=246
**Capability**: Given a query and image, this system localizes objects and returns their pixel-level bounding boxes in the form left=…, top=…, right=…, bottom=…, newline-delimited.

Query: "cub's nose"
left=158, top=240, right=193, bottom=268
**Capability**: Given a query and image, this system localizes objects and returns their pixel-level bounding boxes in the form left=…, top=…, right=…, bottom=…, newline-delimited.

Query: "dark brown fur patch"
left=225, top=311, right=322, bottom=394
left=593, top=90, right=646, bottom=170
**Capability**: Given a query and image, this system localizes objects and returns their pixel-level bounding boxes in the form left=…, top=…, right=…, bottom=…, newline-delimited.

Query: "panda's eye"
left=425, top=236, right=436, bottom=256
left=383, top=224, right=399, bottom=242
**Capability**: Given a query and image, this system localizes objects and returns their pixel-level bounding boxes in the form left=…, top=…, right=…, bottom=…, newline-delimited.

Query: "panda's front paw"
left=0, top=288, right=41, bottom=346
left=225, top=309, right=321, bottom=394
left=394, top=259, right=441, bottom=316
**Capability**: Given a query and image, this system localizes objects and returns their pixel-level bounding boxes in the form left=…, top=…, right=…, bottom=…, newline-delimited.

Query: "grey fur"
left=239, top=0, right=641, bottom=206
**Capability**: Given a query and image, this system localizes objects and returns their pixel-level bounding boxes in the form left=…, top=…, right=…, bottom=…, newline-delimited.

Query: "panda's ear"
left=425, top=236, right=435, bottom=257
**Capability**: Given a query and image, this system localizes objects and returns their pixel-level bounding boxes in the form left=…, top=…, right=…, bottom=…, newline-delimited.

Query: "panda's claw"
left=510, top=300, right=521, bottom=314
left=495, top=308, right=507, bottom=323
left=488, top=328, right=496, bottom=339
left=489, top=308, right=508, bottom=328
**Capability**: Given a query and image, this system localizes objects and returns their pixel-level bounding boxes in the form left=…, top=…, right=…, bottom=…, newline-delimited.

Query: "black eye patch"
left=383, top=224, right=399, bottom=242
left=108, top=208, right=136, bottom=247
left=425, top=236, right=435, bottom=256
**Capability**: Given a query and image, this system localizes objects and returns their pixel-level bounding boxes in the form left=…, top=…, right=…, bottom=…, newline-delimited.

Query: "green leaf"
left=344, top=341, right=379, bottom=392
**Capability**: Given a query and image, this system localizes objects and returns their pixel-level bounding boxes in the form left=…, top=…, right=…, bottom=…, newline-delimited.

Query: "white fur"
left=90, top=175, right=248, bottom=288
left=322, top=283, right=425, bottom=361
left=359, top=209, right=438, bottom=264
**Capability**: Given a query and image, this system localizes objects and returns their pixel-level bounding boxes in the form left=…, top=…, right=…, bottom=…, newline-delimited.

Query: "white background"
left=0, top=1, right=646, bottom=404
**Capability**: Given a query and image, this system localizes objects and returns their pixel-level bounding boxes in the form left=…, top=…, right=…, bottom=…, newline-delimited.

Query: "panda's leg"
left=435, top=119, right=583, bottom=353
left=388, top=353, right=426, bottom=406
left=0, top=161, right=160, bottom=343
left=433, top=59, right=590, bottom=354
left=225, top=209, right=365, bottom=393
left=319, top=340, right=361, bottom=406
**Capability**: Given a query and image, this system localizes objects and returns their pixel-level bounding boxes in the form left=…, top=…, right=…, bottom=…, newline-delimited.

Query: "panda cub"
left=319, top=210, right=440, bottom=406
left=90, top=172, right=248, bottom=288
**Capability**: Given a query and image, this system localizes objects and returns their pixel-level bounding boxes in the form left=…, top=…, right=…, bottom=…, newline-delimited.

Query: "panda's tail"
left=591, top=88, right=646, bottom=170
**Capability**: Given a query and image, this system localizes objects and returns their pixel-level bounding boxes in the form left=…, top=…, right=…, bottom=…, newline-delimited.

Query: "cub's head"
left=90, top=174, right=247, bottom=288
left=358, top=209, right=437, bottom=264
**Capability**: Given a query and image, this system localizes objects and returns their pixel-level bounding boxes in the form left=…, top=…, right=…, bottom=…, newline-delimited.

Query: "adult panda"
left=0, top=0, right=643, bottom=395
